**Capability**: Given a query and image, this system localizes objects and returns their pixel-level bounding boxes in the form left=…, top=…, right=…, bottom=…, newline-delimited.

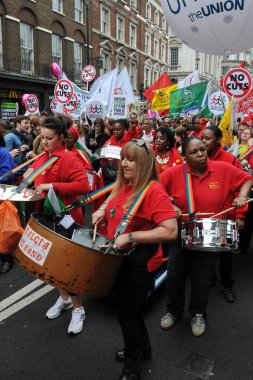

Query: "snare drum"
left=181, top=218, right=238, bottom=252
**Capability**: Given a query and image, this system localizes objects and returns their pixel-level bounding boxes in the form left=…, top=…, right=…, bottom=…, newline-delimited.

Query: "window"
left=101, top=51, right=111, bottom=74
left=117, top=15, right=124, bottom=42
left=162, top=16, right=166, bottom=31
left=129, top=23, right=136, bottom=48
left=170, top=47, right=178, bottom=67
left=129, top=61, right=137, bottom=89
left=52, top=34, right=63, bottom=67
left=145, top=33, right=151, bottom=55
left=75, top=0, right=84, bottom=23
left=146, top=3, right=151, bottom=19
left=117, top=57, right=125, bottom=73
left=130, top=0, right=137, bottom=8
left=161, top=43, right=166, bottom=63
left=101, top=6, right=110, bottom=35
left=154, top=39, right=159, bottom=60
left=20, top=22, right=34, bottom=73
left=52, top=0, right=63, bottom=13
left=144, top=67, right=151, bottom=88
left=154, top=10, right=159, bottom=26
left=74, top=42, right=83, bottom=81
left=153, top=70, right=159, bottom=83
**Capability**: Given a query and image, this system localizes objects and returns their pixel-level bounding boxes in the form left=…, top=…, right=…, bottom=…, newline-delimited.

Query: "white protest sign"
left=100, top=146, right=122, bottom=160
left=82, top=65, right=96, bottom=82
left=18, top=224, right=52, bottom=266
left=25, top=94, right=39, bottom=114
left=63, top=92, right=78, bottom=112
left=224, top=68, right=252, bottom=99
left=208, top=91, right=229, bottom=115
left=54, top=79, right=74, bottom=104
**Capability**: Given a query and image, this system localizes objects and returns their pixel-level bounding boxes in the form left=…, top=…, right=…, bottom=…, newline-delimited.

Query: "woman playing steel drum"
left=159, top=137, right=253, bottom=337
left=92, top=139, right=178, bottom=380
left=23, top=115, right=90, bottom=335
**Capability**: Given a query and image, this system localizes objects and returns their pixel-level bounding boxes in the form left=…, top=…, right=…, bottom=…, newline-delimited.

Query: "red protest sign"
left=63, top=92, right=78, bottom=112
left=238, top=88, right=253, bottom=113
left=25, top=94, right=39, bottom=113
left=82, top=65, right=96, bottom=82
left=54, top=79, right=74, bottom=104
left=224, top=68, right=252, bottom=99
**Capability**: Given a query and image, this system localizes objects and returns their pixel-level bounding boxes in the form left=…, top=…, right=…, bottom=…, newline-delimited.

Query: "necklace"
left=156, top=153, right=170, bottom=164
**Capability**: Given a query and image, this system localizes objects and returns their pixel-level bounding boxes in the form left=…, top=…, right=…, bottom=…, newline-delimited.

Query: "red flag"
left=240, top=113, right=253, bottom=126
left=143, top=72, right=172, bottom=103
left=239, top=61, right=246, bottom=68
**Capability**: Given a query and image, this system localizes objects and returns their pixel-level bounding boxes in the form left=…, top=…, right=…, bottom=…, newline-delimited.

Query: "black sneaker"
left=222, top=287, right=236, bottom=303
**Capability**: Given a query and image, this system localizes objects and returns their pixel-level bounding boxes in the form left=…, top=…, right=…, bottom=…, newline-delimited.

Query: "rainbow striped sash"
left=240, top=145, right=253, bottom=161
left=0, top=152, right=45, bottom=180
left=16, top=155, right=59, bottom=193
left=184, top=164, right=195, bottom=217
left=77, top=149, right=92, bottom=167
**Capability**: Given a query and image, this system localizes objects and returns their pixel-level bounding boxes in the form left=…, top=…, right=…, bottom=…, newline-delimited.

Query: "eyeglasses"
left=132, top=139, right=149, bottom=155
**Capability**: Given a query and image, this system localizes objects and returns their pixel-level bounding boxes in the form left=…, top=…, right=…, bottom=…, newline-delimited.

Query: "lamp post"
left=84, top=0, right=91, bottom=66
left=195, top=53, right=200, bottom=70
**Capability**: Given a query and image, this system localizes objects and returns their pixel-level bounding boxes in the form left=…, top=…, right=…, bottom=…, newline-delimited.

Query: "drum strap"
left=239, top=145, right=253, bottom=161
left=16, top=155, right=59, bottom=193
left=184, top=163, right=196, bottom=218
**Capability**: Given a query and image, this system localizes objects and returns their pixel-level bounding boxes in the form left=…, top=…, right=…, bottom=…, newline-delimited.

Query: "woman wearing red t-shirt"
left=153, top=127, right=183, bottom=174
left=160, top=137, right=252, bottom=337
left=92, top=140, right=177, bottom=380
left=24, top=115, right=90, bottom=336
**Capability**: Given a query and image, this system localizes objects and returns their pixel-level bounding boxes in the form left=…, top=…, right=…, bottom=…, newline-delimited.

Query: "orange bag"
left=0, top=201, right=24, bottom=254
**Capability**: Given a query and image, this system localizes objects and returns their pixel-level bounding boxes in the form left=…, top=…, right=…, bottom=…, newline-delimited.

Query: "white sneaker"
left=68, top=306, right=85, bottom=335
left=191, top=314, right=206, bottom=337
left=160, top=312, right=176, bottom=330
left=46, top=297, right=72, bottom=319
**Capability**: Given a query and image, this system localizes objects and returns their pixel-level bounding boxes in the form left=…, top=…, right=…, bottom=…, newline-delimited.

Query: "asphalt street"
left=1, top=249, right=253, bottom=380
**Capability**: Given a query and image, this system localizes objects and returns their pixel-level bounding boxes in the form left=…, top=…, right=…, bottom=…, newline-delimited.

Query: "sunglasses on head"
left=132, top=139, right=149, bottom=155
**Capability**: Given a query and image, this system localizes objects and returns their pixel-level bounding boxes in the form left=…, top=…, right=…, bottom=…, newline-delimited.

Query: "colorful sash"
left=76, top=149, right=92, bottom=168
left=0, top=152, right=45, bottom=180
left=184, top=164, right=195, bottom=217
left=240, top=145, right=253, bottom=161
left=16, top=155, right=59, bottom=193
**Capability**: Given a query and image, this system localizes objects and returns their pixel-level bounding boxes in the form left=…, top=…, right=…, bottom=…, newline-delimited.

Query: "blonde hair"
left=108, top=140, right=158, bottom=209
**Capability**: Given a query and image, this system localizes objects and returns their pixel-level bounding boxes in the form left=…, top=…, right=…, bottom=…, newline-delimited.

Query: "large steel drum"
left=15, top=213, right=126, bottom=297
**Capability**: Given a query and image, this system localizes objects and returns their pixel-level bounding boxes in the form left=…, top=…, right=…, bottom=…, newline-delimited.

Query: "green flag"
left=170, top=82, right=209, bottom=116
left=44, top=187, right=65, bottom=216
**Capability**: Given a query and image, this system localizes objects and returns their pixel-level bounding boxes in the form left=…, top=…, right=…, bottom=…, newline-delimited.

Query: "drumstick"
left=212, top=198, right=253, bottom=218
left=97, top=244, right=110, bottom=249
left=182, top=212, right=214, bottom=217
left=92, top=223, right=98, bottom=244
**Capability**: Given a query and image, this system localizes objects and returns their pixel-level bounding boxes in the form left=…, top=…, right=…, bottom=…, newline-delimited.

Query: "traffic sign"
left=63, top=92, right=78, bottom=112
left=223, top=68, right=252, bottom=99
left=82, top=65, right=96, bottom=82
left=54, top=79, right=74, bottom=104
left=25, top=94, right=39, bottom=113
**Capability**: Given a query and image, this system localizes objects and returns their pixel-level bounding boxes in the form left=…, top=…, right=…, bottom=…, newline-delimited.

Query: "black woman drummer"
left=92, top=139, right=177, bottom=380
left=159, top=137, right=253, bottom=337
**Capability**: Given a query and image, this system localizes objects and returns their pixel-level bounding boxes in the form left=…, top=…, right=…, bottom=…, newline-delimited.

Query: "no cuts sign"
left=25, top=94, right=39, bottom=113
left=54, top=79, right=74, bottom=104
left=63, top=92, right=78, bottom=112
left=82, top=65, right=96, bottom=82
left=223, top=68, right=252, bottom=99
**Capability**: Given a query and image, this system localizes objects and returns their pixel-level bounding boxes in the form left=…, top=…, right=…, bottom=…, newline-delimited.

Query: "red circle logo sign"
left=54, top=79, right=74, bottom=104
left=63, top=92, right=78, bottom=112
left=224, top=68, right=252, bottom=99
left=25, top=94, right=39, bottom=113
left=82, top=65, right=96, bottom=82
left=50, top=99, right=58, bottom=113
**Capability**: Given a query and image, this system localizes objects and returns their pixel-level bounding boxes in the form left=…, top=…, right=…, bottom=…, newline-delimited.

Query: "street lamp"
left=195, top=53, right=200, bottom=70
left=84, top=0, right=91, bottom=66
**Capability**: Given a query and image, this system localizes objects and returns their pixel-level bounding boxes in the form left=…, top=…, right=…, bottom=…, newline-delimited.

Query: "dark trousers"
left=166, top=239, right=217, bottom=318
left=0, top=254, right=14, bottom=263
left=116, top=257, right=154, bottom=364
left=218, top=252, right=234, bottom=288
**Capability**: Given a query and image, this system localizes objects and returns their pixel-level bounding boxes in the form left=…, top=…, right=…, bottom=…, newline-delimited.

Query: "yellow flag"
left=151, top=84, right=178, bottom=111
left=219, top=98, right=233, bottom=148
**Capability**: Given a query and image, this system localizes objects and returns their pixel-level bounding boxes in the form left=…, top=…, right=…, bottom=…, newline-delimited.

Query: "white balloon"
left=160, top=0, right=253, bottom=55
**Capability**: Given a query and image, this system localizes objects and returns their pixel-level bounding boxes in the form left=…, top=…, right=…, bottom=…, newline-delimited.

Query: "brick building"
left=0, top=0, right=170, bottom=116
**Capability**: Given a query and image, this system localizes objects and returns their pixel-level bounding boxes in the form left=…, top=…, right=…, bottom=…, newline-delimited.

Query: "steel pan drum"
left=15, top=213, right=127, bottom=296
left=181, top=218, right=238, bottom=252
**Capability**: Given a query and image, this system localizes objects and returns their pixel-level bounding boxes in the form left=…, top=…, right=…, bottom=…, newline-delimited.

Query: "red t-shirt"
left=154, top=147, right=183, bottom=174
left=71, top=147, right=93, bottom=171
left=104, top=128, right=139, bottom=147
left=160, top=160, right=252, bottom=221
left=31, top=146, right=90, bottom=224
left=106, top=181, right=176, bottom=272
